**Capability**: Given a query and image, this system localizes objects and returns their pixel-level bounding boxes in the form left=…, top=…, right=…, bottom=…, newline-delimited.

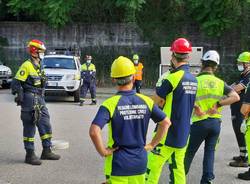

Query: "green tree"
left=0, top=0, right=11, bottom=20
left=71, top=0, right=123, bottom=23
left=186, top=0, right=243, bottom=36
left=115, top=0, right=146, bottom=22
left=7, top=0, right=76, bottom=27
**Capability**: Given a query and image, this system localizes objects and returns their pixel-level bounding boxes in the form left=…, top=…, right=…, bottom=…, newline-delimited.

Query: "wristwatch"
left=216, top=101, right=222, bottom=108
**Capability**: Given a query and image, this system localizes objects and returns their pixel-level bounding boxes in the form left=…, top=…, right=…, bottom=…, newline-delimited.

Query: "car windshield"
left=42, top=58, right=76, bottom=69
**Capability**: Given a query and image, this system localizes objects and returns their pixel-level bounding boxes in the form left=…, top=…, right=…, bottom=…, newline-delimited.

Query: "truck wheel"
left=2, top=83, right=10, bottom=89
left=74, top=88, right=80, bottom=102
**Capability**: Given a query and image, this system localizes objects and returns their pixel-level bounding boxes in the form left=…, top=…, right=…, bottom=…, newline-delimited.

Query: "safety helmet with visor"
left=27, top=39, right=46, bottom=60
left=237, top=52, right=250, bottom=72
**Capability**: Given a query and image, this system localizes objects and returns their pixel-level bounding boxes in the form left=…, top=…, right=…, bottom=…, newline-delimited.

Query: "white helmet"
left=202, top=50, right=220, bottom=65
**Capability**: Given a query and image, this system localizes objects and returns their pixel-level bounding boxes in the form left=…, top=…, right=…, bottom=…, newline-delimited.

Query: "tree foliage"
left=2, top=0, right=250, bottom=36
left=7, top=0, right=76, bottom=27
left=186, top=0, right=243, bottom=36
left=115, top=0, right=145, bottom=22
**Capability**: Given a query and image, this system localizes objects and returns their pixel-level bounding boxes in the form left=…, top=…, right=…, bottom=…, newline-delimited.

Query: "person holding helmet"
left=146, top=38, right=197, bottom=184
left=237, top=84, right=250, bottom=180
left=89, top=56, right=171, bottom=184
left=11, top=39, right=60, bottom=165
left=132, top=54, right=144, bottom=93
left=80, top=55, right=97, bottom=106
left=184, top=50, right=240, bottom=184
left=229, top=51, right=250, bottom=167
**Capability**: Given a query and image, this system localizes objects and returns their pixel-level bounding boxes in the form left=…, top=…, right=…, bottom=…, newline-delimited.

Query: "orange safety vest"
left=134, top=62, right=143, bottom=81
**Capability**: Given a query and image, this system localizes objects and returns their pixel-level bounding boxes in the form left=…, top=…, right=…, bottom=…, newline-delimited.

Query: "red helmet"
left=27, top=39, right=46, bottom=54
left=86, top=55, right=92, bottom=60
left=170, top=38, right=192, bottom=54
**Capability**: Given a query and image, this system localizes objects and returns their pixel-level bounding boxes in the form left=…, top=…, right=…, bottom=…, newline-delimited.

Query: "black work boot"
left=229, top=156, right=248, bottom=167
left=233, top=155, right=241, bottom=161
left=238, top=168, right=250, bottom=180
left=233, top=155, right=248, bottom=161
left=25, top=149, right=42, bottom=165
left=90, top=100, right=97, bottom=105
left=41, top=147, right=61, bottom=160
left=79, top=101, right=84, bottom=106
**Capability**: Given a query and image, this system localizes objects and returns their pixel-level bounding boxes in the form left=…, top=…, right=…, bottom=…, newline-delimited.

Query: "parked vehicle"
left=159, top=47, right=203, bottom=76
left=42, top=49, right=82, bottom=102
left=0, top=61, right=12, bottom=89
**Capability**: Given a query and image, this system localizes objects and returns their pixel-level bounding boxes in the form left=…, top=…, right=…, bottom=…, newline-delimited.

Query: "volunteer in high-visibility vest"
left=80, top=55, right=97, bottom=106
left=229, top=51, right=250, bottom=167
left=238, top=84, right=250, bottom=180
left=146, top=38, right=197, bottom=184
left=133, top=54, right=143, bottom=93
left=89, top=56, right=171, bottom=184
left=184, top=50, right=240, bottom=184
left=11, top=39, right=60, bottom=165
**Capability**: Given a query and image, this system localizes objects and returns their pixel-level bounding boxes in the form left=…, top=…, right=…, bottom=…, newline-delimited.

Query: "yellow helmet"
left=111, top=56, right=136, bottom=78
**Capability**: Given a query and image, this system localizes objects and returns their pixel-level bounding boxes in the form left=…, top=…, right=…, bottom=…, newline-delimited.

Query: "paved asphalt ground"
left=0, top=88, right=249, bottom=184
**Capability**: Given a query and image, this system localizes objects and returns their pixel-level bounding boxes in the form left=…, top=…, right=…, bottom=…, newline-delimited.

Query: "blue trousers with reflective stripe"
left=21, top=106, right=52, bottom=150
left=184, top=118, right=221, bottom=184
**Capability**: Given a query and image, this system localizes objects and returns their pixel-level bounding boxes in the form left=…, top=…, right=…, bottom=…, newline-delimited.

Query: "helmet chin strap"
left=31, top=53, right=41, bottom=66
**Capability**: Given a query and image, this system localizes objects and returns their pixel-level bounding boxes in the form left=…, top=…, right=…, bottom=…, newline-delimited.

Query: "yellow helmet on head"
left=111, top=56, right=136, bottom=78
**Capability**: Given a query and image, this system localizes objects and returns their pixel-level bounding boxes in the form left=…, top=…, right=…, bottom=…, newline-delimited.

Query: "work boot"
left=229, top=157, right=248, bottom=167
left=40, top=147, right=60, bottom=160
left=238, top=168, right=250, bottom=180
left=233, top=155, right=241, bottom=161
left=233, top=155, right=248, bottom=161
left=79, top=101, right=84, bottom=106
left=90, top=100, right=97, bottom=105
left=200, top=182, right=213, bottom=184
left=25, top=149, right=42, bottom=165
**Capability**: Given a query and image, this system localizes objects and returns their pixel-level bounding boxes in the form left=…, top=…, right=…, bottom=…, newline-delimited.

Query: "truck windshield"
left=42, top=58, right=76, bottom=69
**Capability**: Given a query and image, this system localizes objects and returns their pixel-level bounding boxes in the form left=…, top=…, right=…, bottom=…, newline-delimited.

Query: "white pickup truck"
left=42, top=54, right=81, bottom=102
left=0, top=61, right=12, bottom=88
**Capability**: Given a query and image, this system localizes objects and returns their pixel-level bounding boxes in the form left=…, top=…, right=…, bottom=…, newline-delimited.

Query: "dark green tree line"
left=2, top=0, right=249, bottom=36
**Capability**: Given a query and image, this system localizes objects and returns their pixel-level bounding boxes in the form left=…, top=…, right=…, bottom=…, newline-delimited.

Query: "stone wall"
left=0, top=22, right=247, bottom=85
left=0, top=22, right=149, bottom=60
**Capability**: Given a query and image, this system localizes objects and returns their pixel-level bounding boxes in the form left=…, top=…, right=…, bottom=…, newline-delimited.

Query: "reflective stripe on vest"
left=192, top=74, right=224, bottom=123
left=159, top=70, right=184, bottom=145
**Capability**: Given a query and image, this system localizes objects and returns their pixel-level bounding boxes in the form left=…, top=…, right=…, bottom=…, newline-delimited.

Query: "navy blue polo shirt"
left=243, top=84, right=250, bottom=104
left=231, top=70, right=250, bottom=111
left=156, top=64, right=197, bottom=148
left=92, top=90, right=166, bottom=176
left=237, top=71, right=250, bottom=100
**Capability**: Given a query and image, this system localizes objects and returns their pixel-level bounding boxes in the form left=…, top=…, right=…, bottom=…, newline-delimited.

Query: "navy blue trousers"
left=184, top=118, right=221, bottom=184
left=21, top=93, right=52, bottom=150
left=80, top=81, right=96, bottom=100
left=133, top=80, right=142, bottom=93
left=230, top=102, right=246, bottom=153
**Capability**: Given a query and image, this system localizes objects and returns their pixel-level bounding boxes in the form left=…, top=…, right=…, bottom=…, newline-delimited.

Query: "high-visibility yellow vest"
left=192, top=73, right=225, bottom=123
left=81, top=63, right=96, bottom=71
left=15, top=59, right=43, bottom=87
